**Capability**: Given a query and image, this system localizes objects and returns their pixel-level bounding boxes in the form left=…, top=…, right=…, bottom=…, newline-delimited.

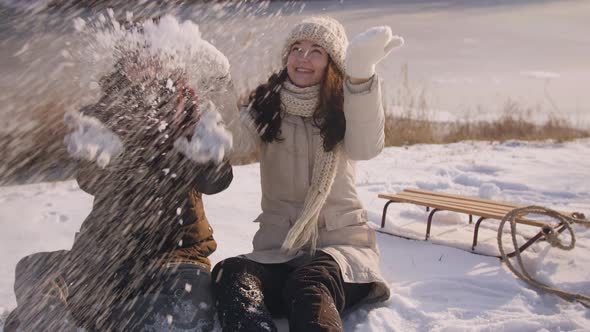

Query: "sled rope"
left=497, top=206, right=590, bottom=308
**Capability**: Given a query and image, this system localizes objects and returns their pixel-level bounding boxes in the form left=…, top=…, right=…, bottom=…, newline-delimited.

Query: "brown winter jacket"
left=75, top=162, right=218, bottom=271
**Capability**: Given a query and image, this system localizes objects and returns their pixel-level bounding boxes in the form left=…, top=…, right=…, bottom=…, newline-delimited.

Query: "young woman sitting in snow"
left=214, top=16, right=404, bottom=331
left=5, top=18, right=233, bottom=332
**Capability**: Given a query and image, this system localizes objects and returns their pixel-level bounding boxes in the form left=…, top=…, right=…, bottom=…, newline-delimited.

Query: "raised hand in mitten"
left=173, top=100, right=233, bottom=166
left=345, top=26, right=404, bottom=79
left=64, top=111, right=123, bottom=169
left=173, top=100, right=234, bottom=194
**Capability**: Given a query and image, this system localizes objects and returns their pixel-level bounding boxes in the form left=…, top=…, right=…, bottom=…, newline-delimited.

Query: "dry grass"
left=384, top=99, right=589, bottom=147
left=385, top=113, right=589, bottom=147
left=0, top=100, right=74, bottom=185
left=384, top=64, right=589, bottom=146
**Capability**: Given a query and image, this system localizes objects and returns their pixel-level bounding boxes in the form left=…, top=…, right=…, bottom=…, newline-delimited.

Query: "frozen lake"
left=1, top=0, right=589, bottom=125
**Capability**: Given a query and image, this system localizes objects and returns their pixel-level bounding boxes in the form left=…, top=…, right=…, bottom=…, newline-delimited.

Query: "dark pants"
left=6, top=251, right=214, bottom=332
left=6, top=251, right=72, bottom=332
left=107, top=263, right=215, bottom=332
left=212, top=252, right=372, bottom=332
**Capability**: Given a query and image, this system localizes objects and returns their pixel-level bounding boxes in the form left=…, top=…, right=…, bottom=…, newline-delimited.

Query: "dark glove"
left=193, top=160, right=233, bottom=195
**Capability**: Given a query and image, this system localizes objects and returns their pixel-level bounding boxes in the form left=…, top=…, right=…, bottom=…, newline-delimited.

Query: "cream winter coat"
left=218, top=76, right=390, bottom=304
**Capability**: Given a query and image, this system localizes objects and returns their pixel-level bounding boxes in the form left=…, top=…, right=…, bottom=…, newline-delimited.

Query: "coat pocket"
left=253, top=212, right=291, bottom=227
left=252, top=213, right=291, bottom=251
left=324, top=209, right=367, bottom=231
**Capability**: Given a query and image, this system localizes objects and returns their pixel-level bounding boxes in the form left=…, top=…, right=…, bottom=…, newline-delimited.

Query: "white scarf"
left=279, top=80, right=341, bottom=255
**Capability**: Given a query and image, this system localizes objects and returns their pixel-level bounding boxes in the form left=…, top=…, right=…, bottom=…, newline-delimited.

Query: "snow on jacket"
left=221, top=76, right=390, bottom=304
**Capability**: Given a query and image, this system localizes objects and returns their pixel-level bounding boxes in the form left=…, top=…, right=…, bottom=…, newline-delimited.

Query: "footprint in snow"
left=458, top=164, right=502, bottom=175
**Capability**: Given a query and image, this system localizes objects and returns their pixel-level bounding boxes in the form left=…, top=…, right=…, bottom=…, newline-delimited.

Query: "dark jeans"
left=6, top=251, right=214, bottom=332
left=108, top=263, right=215, bottom=332
left=212, top=252, right=372, bottom=332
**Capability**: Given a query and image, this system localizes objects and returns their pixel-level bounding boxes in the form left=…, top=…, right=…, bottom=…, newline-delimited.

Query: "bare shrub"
left=0, top=100, right=73, bottom=184
left=385, top=64, right=436, bottom=146
left=384, top=65, right=589, bottom=146
left=385, top=99, right=589, bottom=147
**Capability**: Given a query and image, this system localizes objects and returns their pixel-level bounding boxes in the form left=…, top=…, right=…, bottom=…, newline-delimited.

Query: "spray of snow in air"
left=72, top=12, right=230, bottom=92
left=68, top=13, right=233, bottom=165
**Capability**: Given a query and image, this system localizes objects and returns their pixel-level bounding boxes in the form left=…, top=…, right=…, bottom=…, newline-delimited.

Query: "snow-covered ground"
left=1, top=139, right=589, bottom=331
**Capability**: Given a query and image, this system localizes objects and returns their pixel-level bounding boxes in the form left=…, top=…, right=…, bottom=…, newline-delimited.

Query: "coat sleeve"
left=226, top=106, right=260, bottom=164
left=207, top=78, right=260, bottom=165
left=342, top=75, right=385, bottom=160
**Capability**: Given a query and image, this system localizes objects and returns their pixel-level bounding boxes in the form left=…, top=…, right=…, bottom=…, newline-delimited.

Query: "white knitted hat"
left=281, top=16, right=348, bottom=74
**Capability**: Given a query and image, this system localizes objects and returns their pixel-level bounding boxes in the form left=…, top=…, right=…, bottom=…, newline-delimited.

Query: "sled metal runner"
left=378, top=188, right=571, bottom=258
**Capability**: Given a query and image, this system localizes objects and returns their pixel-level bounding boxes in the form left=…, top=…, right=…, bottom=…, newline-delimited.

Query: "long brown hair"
left=248, top=60, right=345, bottom=152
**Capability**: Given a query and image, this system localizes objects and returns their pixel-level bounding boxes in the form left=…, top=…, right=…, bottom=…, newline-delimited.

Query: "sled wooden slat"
left=393, top=192, right=516, bottom=215
left=385, top=192, right=547, bottom=228
left=378, top=188, right=563, bottom=258
left=393, top=191, right=515, bottom=213
left=404, top=188, right=520, bottom=208
left=402, top=188, right=576, bottom=218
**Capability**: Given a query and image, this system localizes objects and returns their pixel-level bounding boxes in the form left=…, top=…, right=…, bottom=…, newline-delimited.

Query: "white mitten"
left=173, top=101, right=233, bottom=165
left=345, top=26, right=404, bottom=79
left=63, top=111, right=123, bottom=168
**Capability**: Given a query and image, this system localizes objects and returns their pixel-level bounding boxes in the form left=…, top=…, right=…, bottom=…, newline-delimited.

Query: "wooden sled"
left=378, top=188, right=582, bottom=258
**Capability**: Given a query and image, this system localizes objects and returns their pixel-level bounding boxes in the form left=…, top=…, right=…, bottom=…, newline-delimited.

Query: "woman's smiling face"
left=286, top=40, right=329, bottom=88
